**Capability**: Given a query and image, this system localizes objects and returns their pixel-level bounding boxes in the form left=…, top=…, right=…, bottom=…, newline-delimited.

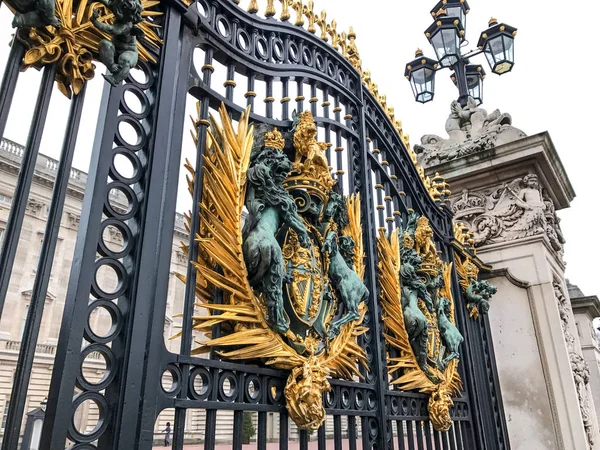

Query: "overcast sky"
left=0, top=1, right=598, bottom=296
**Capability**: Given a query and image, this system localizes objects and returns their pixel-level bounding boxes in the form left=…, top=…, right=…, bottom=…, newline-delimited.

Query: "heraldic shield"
left=176, top=103, right=369, bottom=431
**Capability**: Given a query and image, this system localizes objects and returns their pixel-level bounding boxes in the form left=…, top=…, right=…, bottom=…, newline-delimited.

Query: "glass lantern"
left=405, top=49, right=438, bottom=104
left=425, top=16, right=464, bottom=68
left=430, top=0, right=470, bottom=31
left=451, top=65, right=485, bottom=105
left=478, top=18, right=517, bottom=75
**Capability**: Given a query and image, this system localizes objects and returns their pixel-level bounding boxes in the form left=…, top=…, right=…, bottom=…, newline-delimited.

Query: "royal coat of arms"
left=178, top=103, right=369, bottom=430
left=377, top=213, right=464, bottom=431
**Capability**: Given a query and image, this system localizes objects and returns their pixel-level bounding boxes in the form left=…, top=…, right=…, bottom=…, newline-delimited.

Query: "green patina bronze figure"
left=465, top=279, right=497, bottom=316
left=90, top=0, right=144, bottom=86
left=437, top=297, right=463, bottom=368
left=321, top=185, right=369, bottom=339
left=242, top=140, right=311, bottom=335
left=9, top=0, right=59, bottom=29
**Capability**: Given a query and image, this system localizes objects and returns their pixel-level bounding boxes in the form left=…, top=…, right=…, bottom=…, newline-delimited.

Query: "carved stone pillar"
left=418, top=100, right=598, bottom=450
left=569, top=281, right=600, bottom=427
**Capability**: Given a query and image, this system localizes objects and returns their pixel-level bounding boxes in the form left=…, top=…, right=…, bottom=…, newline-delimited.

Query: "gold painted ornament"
left=377, top=217, right=462, bottom=432
left=8, top=0, right=162, bottom=97
left=176, top=103, right=369, bottom=431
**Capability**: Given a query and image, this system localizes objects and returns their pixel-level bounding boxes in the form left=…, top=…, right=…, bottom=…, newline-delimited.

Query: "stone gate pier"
left=416, top=99, right=600, bottom=450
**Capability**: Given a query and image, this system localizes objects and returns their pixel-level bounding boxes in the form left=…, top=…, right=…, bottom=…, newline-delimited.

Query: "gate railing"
left=0, top=0, right=509, bottom=449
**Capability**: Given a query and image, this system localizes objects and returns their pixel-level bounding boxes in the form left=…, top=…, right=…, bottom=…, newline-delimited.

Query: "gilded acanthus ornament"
left=377, top=213, right=463, bottom=432
left=8, top=0, right=161, bottom=97
left=177, top=103, right=368, bottom=431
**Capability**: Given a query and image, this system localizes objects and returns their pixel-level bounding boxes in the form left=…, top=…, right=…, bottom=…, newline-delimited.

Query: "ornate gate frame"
left=0, top=0, right=510, bottom=448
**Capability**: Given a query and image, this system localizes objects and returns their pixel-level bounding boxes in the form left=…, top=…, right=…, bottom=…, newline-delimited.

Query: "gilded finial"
left=317, top=10, right=328, bottom=41
left=248, top=0, right=259, bottom=14
left=488, top=17, right=498, bottom=26
left=264, top=128, right=285, bottom=150
left=280, top=0, right=291, bottom=21
left=303, top=0, right=317, bottom=33
left=292, top=1, right=304, bottom=26
left=265, top=0, right=276, bottom=17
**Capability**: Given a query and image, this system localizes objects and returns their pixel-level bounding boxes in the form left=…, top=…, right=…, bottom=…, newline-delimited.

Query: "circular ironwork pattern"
left=67, top=61, right=155, bottom=446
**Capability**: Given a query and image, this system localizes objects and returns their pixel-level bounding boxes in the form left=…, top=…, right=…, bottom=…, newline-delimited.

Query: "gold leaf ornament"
left=177, top=103, right=368, bottom=431
left=12, top=0, right=162, bottom=97
left=377, top=229, right=462, bottom=432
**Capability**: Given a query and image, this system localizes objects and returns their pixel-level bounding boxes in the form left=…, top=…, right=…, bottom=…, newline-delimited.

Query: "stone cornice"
left=424, top=132, right=575, bottom=210
left=571, top=296, right=600, bottom=319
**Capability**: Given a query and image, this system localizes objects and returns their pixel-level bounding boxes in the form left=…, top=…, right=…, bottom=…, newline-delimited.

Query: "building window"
left=1, top=400, right=9, bottom=430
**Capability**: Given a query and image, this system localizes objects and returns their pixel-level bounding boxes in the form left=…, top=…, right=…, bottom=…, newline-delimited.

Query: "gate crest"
left=177, top=103, right=369, bottom=431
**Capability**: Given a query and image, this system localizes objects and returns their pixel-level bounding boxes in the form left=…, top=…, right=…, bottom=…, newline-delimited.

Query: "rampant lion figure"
left=292, top=110, right=329, bottom=170
left=242, top=143, right=311, bottom=334
left=321, top=186, right=369, bottom=339
left=91, top=0, right=144, bottom=86
left=414, top=216, right=438, bottom=263
left=465, top=279, right=497, bottom=316
left=9, top=0, right=59, bottom=28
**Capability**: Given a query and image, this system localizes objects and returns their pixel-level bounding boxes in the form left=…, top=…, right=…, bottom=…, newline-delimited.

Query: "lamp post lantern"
left=405, top=1, right=517, bottom=107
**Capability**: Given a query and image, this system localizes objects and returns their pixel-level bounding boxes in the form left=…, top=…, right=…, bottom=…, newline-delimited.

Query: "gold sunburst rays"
left=12, top=0, right=162, bottom=97
left=174, top=101, right=369, bottom=430
left=377, top=229, right=462, bottom=432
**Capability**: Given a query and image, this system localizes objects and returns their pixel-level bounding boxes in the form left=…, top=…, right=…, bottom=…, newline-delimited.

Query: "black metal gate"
left=0, top=0, right=510, bottom=449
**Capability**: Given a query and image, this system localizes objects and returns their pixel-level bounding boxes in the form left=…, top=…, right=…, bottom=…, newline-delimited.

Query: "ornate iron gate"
left=0, top=0, right=510, bottom=449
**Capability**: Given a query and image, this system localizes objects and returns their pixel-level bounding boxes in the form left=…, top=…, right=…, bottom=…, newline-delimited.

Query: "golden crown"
left=264, top=127, right=285, bottom=150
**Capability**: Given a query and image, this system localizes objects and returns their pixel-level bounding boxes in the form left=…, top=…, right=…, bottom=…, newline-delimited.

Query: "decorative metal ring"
left=84, top=299, right=123, bottom=344
left=90, top=257, right=128, bottom=300
left=68, top=392, right=109, bottom=443
left=109, top=147, right=143, bottom=185
left=115, top=115, right=146, bottom=151
left=189, top=366, right=212, bottom=401
left=161, top=364, right=183, bottom=397
left=120, top=85, right=150, bottom=120
left=104, top=181, right=138, bottom=221
left=97, top=218, right=133, bottom=259
left=76, top=343, right=117, bottom=392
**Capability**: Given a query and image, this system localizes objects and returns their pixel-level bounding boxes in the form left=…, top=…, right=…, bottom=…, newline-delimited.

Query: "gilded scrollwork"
left=6, top=0, right=161, bottom=97
left=177, top=104, right=368, bottom=431
left=377, top=212, right=463, bottom=432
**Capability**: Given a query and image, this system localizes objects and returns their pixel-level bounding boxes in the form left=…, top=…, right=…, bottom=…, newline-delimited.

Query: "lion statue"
left=465, top=279, right=497, bottom=315
left=414, top=216, right=438, bottom=261
left=428, top=389, right=453, bottom=432
left=242, top=143, right=311, bottom=334
left=291, top=110, right=329, bottom=170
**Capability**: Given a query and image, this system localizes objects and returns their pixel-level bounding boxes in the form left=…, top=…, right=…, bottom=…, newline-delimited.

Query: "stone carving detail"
left=414, top=97, right=526, bottom=168
left=26, top=198, right=44, bottom=216
left=555, top=281, right=595, bottom=448
left=107, top=226, right=123, bottom=243
left=450, top=174, right=565, bottom=255
left=66, top=212, right=80, bottom=229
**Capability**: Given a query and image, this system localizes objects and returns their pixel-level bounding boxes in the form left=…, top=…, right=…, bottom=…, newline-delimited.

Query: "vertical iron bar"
left=225, top=62, right=235, bottom=102
left=309, top=81, right=317, bottom=116
left=300, top=430, right=309, bottom=450
left=280, top=411, right=289, bottom=450
left=334, top=415, right=342, bottom=450
left=257, top=412, right=267, bottom=450
left=348, top=416, right=357, bottom=450
left=322, top=87, right=331, bottom=164
left=433, top=429, right=442, bottom=450
left=397, top=420, right=406, bottom=450
left=265, top=76, right=273, bottom=118
left=0, top=63, right=56, bottom=320
left=415, top=421, right=425, bottom=450
left=296, top=78, right=304, bottom=112
left=424, top=422, right=433, bottom=450
left=318, top=423, right=326, bottom=450
left=232, top=410, right=244, bottom=450
left=174, top=46, right=214, bottom=450
left=454, top=422, right=463, bottom=449
left=440, top=430, right=449, bottom=450
left=0, top=40, right=25, bottom=141
left=448, top=424, right=457, bottom=450
left=406, top=421, right=415, bottom=449
left=334, top=97, right=343, bottom=191
left=281, top=77, right=290, bottom=120
left=246, top=73, right=256, bottom=111
left=1, top=84, right=86, bottom=450
left=361, top=416, right=370, bottom=449
left=204, top=408, right=217, bottom=450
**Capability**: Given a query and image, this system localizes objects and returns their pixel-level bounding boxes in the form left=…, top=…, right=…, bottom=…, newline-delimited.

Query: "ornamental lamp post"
left=406, top=2, right=517, bottom=107
left=451, top=64, right=485, bottom=106
left=405, top=49, right=439, bottom=104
